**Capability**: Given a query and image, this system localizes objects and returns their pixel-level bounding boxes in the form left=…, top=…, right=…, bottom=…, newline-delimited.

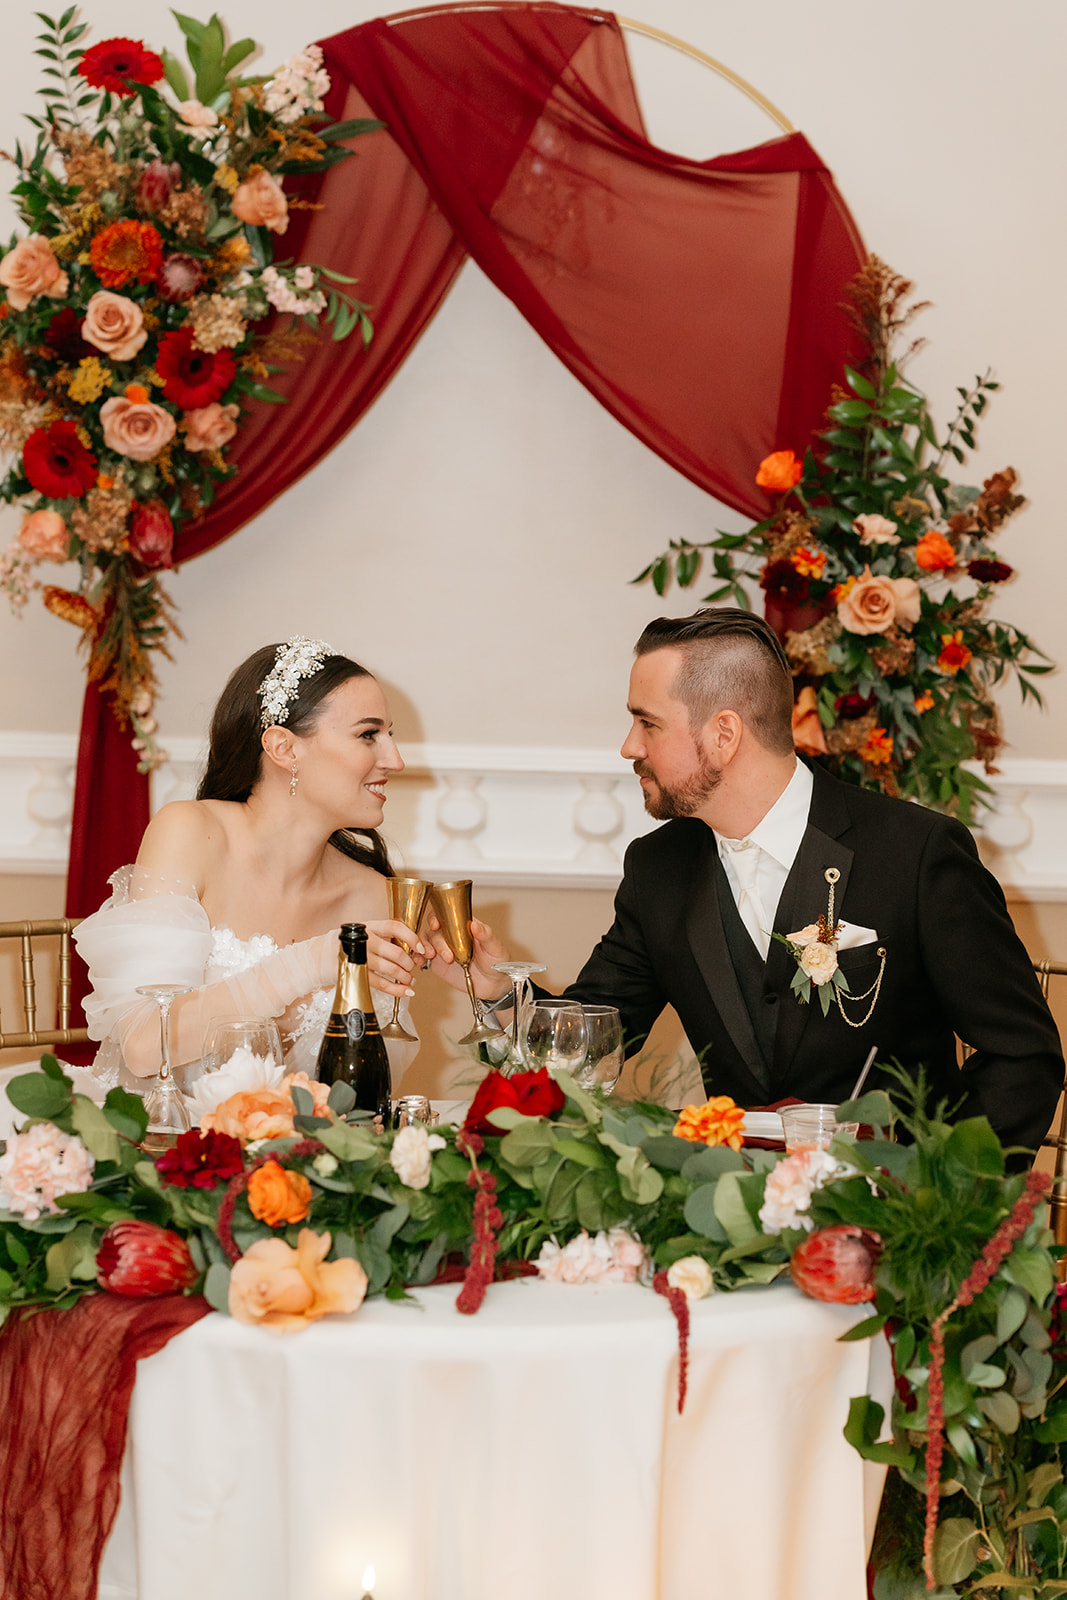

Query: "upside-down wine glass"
left=491, top=960, right=547, bottom=1071
left=383, top=878, right=433, bottom=1043
left=521, top=1000, right=588, bottom=1077
left=429, top=880, right=504, bottom=1047
left=573, top=1004, right=624, bottom=1095
left=136, top=983, right=193, bottom=1150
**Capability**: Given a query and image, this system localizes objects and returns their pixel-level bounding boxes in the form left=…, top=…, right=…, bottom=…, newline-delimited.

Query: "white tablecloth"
left=99, top=1277, right=891, bottom=1600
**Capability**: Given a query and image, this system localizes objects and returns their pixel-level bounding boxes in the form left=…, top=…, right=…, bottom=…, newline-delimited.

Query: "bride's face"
left=294, top=675, right=404, bottom=827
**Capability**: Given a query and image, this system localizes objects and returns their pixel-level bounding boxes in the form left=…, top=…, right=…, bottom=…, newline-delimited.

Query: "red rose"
left=155, top=327, right=236, bottom=409
left=155, top=1128, right=245, bottom=1190
left=96, top=1221, right=198, bottom=1297
left=463, top=1068, right=565, bottom=1135
left=23, top=420, right=97, bottom=498
left=77, top=37, right=164, bottom=97
left=156, top=253, right=205, bottom=304
left=790, top=1225, right=881, bottom=1305
left=129, top=500, right=174, bottom=569
left=136, top=158, right=180, bottom=214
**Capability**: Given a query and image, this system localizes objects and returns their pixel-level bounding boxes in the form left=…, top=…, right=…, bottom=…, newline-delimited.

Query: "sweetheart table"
left=98, top=1278, right=891, bottom=1600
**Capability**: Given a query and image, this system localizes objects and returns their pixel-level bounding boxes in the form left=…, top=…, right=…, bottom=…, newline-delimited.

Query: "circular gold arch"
left=616, top=17, right=794, bottom=135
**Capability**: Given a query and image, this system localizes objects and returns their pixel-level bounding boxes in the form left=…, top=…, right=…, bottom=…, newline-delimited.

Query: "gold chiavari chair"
left=0, top=919, right=88, bottom=1051
left=1032, top=960, right=1067, bottom=1260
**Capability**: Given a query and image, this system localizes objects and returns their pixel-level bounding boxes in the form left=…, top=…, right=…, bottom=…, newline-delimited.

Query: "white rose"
left=853, top=513, right=900, bottom=545
left=666, top=1256, right=714, bottom=1300
left=798, top=940, right=838, bottom=986
left=313, top=1153, right=339, bottom=1178
left=389, top=1123, right=433, bottom=1190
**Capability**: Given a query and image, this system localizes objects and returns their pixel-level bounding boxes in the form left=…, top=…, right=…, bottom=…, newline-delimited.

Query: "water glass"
left=521, top=1000, right=587, bottom=1075
left=202, top=1018, right=283, bottom=1074
left=573, top=1005, right=624, bottom=1094
left=779, top=1102, right=860, bottom=1154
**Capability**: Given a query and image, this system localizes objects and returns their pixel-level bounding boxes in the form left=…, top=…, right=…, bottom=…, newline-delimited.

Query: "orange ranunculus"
left=791, top=685, right=828, bottom=757
left=247, top=1159, right=312, bottom=1227
left=228, top=1228, right=368, bottom=1332
left=914, top=690, right=935, bottom=713
left=673, top=1096, right=745, bottom=1152
left=938, top=630, right=973, bottom=675
left=791, top=546, right=826, bottom=580
left=201, top=1087, right=295, bottom=1144
left=859, top=726, right=895, bottom=766
left=913, top=530, right=957, bottom=572
left=755, top=449, right=803, bottom=493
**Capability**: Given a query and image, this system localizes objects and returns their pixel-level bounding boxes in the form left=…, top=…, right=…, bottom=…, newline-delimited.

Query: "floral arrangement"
left=0, top=10, right=376, bottom=768
left=638, top=259, right=1051, bottom=823
left=0, top=1058, right=1062, bottom=1594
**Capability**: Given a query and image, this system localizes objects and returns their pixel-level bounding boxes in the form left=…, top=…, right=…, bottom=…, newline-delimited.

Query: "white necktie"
left=720, top=838, right=769, bottom=960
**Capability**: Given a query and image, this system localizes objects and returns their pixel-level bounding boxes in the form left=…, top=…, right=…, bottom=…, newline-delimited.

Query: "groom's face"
left=622, top=648, right=722, bottom=821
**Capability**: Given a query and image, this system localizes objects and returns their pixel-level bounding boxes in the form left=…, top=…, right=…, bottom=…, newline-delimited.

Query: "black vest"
left=713, top=851, right=778, bottom=1078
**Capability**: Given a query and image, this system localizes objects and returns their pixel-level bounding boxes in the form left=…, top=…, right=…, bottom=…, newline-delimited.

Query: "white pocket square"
left=835, top=922, right=878, bottom=950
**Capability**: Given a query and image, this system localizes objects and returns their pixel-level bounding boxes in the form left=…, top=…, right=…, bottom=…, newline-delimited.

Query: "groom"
left=543, top=608, right=1063, bottom=1152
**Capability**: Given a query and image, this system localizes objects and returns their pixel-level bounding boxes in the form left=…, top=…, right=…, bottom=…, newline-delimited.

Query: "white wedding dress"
left=71, top=866, right=417, bottom=1093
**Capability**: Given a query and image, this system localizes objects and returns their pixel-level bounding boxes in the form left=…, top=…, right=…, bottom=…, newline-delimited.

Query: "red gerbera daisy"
left=77, top=37, right=164, bottom=97
left=90, top=220, right=164, bottom=289
left=155, top=327, right=236, bottom=409
left=44, top=308, right=93, bottom=364
left=23, top=421, right=98, bottom=499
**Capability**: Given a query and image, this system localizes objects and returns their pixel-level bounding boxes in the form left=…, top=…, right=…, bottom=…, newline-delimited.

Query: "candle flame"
left=362, top=1566, right=376, bottom=1593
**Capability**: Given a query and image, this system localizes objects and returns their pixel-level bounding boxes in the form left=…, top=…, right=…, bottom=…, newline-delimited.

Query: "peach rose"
left=228, top=1228, right=368, bottom=1331
left=791, top=685, right=827, bottom=757
left=17, top=508, right=68, bottom=561
left=99, top=395, right=177, bottom=461
left=231, top=171, right=289, bottom=234
left=201, top=1087, right=295, bottom=1143
left=182, top=401, right=239, bottom=453
left=0, top=236, right=68, bottom=310
left=82, top=290, right=147, bottom=362
left=853, top=513, right=899, bottom=545
left=837, top=567, right=920, bottom=636
left=247, top=1159, right=313, bottom=1227
left=283, top=1071, right=333, bottom=1118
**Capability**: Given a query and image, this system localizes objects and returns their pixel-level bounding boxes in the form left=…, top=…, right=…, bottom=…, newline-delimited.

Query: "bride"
left=74, top=636, right=429, bottom=1090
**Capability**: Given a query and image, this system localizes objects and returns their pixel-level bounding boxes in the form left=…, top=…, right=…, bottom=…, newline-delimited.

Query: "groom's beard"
left=633, top=746, right=722, bottom=821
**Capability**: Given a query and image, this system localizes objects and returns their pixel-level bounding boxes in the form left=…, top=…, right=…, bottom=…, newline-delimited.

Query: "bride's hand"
left=421, top=915, right=511, bottom=1001
left=361, top=919, right=426, bottom=998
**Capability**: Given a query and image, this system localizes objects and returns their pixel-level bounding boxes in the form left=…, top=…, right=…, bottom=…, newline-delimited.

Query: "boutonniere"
left=773, top=868, right=886, bottom=1026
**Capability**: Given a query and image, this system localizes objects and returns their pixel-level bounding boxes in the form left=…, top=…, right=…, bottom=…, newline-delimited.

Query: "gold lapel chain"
left=823, top=867, right=887, bottom=1028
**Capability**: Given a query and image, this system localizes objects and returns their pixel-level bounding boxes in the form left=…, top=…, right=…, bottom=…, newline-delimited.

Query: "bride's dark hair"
left=196, top=643, right=393, bottom=877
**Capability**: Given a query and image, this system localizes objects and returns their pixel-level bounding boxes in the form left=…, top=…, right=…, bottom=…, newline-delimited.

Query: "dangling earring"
left=289, top=763, right=299, bottom=798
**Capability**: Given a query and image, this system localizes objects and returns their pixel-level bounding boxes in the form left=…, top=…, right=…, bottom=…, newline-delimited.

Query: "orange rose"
left=937, top=630, right=973, bottom=675
left=82, top=290, right=147, bottom=362
left=858, top=726, right=894, bottom=766
left=182, top=401, right=239, bottom=453
left=837, top=567, right=921, bottom=636
left=201, top=1087, right=295, bottom=1143
left=673, top=1096, right=745, bottom=1152
left=755, top=449, right=803, bottom=493
left=914, top=530, right=956, bottom=572
left=228, top=1228, right=368, bottom=1332
left=791, top=685, right=827, bottom=757
left=17, top=508, right=68, bottom=561
left=99, top=395, right=176, bottom=461
left=0, top=236, right=68, bottom=310
left=231, top=170, right=289, bottom=234
left=247, top=1159, right=313, bottom=1227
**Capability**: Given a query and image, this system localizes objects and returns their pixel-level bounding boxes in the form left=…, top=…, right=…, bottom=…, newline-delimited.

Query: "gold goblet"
left=429, top=880, right=504, bottom=1046
left=383, top=877, right=433, bottom=1043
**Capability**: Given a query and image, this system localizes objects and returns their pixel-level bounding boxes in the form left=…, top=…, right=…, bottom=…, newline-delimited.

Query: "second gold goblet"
left=429, top=879, right=504, bottom=1047
left=383, top=877, right=433, bottom=1043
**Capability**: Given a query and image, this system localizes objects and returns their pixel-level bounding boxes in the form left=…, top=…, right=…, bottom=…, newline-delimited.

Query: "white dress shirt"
left=714, top=761, right=813, bottom=959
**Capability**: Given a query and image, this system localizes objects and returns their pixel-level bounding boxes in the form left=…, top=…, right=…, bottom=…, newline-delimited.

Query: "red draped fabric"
left=64, top=3, right=864, bottom=979
left=0, top=1292, right=210, bottom=1600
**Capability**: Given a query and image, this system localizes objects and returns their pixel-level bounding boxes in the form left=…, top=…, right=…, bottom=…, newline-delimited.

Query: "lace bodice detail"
left=206, top=926, right=282, bottom=983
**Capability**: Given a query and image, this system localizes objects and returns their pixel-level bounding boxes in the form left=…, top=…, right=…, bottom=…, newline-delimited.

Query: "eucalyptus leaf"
left=203, top=1260, right=232, bottom=1314
left=931, top=1517, right=979, bottom=1585
left=326, top=1081, right=356, bottom=1116
left=683, top=1181, right=728, bottom=1241
left=975, top=1388, right=1021, bottom=1434
left=6, top=1071, right=72, bottom=1120
left=713, top=1171, right=759, bottom=1248
left=317, top=1122, right=379, bottom=1163
left=70, top=1096, right=120, bottom=1164
left=680, top=1145, right=744, bottom=1181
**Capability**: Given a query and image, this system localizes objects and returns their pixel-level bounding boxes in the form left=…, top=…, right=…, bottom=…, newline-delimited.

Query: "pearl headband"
left=258, top=635, right=337, bottom=729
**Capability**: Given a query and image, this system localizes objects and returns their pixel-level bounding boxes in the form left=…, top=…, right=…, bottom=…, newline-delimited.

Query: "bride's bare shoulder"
left=135, top=799, right=240, bottom=884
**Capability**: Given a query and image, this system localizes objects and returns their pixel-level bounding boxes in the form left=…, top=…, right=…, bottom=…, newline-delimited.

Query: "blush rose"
left=837, top=567, right=921, bottom=635
left=0, top=236, right=68, bottom=310
left=182, top=401, right=239, bottom=452
left=17, top=509, right=68, bottom=561
left=232, top=171, right=289, bottom=234
left=99, top=395, right=176, bottom=460
left=82, top=290, right=147, bottom=361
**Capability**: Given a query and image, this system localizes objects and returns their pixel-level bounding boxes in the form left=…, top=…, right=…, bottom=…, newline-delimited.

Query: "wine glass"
left=135, top=983, right=193, bottom=1150
left=521, top=1000, right=587, bottom=1076
left=574, top=1005, right=624, bottom=1094
left=202, top=1018, right=284, bottom=1075
left=429, top=880, right=504, bottom=1046
left=383, top=878, right=433, bottom=1042
left=491, top=960, right=547, bottom=1071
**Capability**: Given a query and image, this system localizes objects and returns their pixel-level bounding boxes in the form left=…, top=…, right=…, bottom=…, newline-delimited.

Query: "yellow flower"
left=67, top=357, right=111, bottom=404
left=673, top=1096, right=745, bottom=1151
left=215, top=163, right=240, bottom=194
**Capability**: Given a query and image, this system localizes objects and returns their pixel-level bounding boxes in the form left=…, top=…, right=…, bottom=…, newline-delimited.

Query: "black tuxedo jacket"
left=565, top=765, right=1063, bottom=1152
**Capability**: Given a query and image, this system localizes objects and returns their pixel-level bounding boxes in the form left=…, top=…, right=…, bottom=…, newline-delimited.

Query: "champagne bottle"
left=315, top=922, right=392, bottom=1117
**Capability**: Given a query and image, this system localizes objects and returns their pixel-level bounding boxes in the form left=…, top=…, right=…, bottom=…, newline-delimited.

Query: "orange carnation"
left=791, top=546, right=826, bottom=580
left=673, top=1096, right=745, bottom=1152
left=90, top=220, right=163, bottom=289
left=247, top=1159, right=312, bottom=1227
left=914, top=691, right=935, bottom=713
left=938, top=630, right=973, bottom=675
left=858, top=726, right=894, bottom=766
left=756, top=449, right=803, bottom=493
left=913, top=530, right=957, bottom=572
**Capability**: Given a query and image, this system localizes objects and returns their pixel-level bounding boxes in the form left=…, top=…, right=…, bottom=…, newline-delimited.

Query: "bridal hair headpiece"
left=259, top=636, right=337, bottom=729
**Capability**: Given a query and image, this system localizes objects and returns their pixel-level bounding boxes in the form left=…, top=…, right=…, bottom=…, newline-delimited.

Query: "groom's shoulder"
left=622, top=818, right=709, bottom=871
